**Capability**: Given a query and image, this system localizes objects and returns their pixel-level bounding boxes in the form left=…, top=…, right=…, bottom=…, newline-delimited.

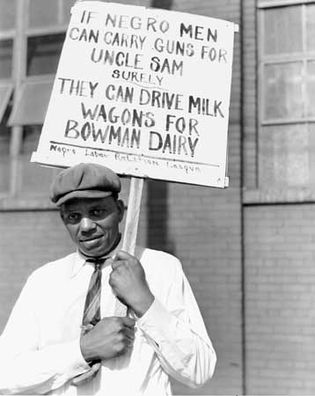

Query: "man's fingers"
left=114, top=250, right=132, bottom=260
left=121, top=316, right=136, bottom=328
left=111, top=258, right=124, bottom=270
left=123, top=326, right=135, bottom=342
left=111, top=250, right=134, bottom=268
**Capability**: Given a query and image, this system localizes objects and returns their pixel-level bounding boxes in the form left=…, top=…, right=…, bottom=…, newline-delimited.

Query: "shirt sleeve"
left=136, top=257, right=217, bottom=388
left=0, top=274, right=91, bottom=395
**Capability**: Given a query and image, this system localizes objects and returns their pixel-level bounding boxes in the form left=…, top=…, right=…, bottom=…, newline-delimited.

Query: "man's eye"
left=90, top=209, right=106, bottom=218
left=67, top=213, right=81, bottom=223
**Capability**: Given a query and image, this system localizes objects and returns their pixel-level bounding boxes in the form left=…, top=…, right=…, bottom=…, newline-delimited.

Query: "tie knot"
left=86, top=258, right=107, bottom=270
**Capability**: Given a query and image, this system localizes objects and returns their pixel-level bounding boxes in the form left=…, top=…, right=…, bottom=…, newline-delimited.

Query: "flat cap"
left=50, top=163, right=121, bottom=206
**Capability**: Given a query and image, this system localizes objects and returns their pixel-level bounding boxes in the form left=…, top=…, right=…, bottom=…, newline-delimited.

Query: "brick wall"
left=166, top=185, right=243, bottom=394
left=0, top=1, right=243, bottom=395
left=245, top=205, right=315, bottom=394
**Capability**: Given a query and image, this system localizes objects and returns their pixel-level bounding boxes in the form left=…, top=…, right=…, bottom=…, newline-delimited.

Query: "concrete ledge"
left=243, top=188, right=315, bottom=205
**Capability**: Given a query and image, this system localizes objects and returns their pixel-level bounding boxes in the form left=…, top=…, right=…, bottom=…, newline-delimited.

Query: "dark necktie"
left=82, top=258, right=106, bottom=328
left=72, top=259, right=106, bottom=383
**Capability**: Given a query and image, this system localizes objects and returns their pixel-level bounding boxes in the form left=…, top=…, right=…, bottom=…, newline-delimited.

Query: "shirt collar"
left=70, top=233, right=122, bottom=278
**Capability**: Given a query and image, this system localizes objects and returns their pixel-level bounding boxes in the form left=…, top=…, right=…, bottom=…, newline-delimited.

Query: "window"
left=258, top=1, right=315, bottom=191
left=9, top=78, right=53, bottom=126
left=0, top=39, right=13, bottom=79
left=28, top=0, right=73, bottom=29
left=0, top=0, right=16, bottom=31
left=0, top=1, right=15, bottom=198
left=27, top=34, right=65, bottom=76
left=0, top=0, right=73, bottom=206
left=0, top=40, right=13, bottom=124
left=20, top=126, right=57, bottom=196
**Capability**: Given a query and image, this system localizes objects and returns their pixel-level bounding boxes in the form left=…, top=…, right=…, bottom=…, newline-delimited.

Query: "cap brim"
left=55, top=190, right=113, bottom=207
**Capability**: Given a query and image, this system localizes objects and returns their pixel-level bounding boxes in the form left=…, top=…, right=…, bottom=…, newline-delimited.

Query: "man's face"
left=60, top=196, right=124, bottom=258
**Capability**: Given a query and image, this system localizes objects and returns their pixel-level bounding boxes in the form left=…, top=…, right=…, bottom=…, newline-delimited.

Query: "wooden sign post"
left=122, top=177, right=144, bottom=255
left=115, top=177, right=144, bottom=316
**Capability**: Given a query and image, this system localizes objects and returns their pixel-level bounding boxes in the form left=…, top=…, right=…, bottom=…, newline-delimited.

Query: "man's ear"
left=116, top=199, right=125, bottom=222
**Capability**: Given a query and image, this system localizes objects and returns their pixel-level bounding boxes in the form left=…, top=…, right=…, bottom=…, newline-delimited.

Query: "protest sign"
left=31, top=1, right=237, bottom=188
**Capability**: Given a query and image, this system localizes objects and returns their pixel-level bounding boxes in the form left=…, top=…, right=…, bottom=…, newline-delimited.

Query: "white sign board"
left=32, top=1, right=237, bottom=188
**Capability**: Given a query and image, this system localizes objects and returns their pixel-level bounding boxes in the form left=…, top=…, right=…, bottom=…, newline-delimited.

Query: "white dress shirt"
left=0, top=247, right=216, bottom=395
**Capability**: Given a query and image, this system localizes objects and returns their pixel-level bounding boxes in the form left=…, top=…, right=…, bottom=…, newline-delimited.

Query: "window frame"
left=0, top=7, right=15, bottom=122
left=0, top=0, right=71, bottom=207
left=258, top=0, right=315, bottom=126
left=243, top=0, right=315, bottom=203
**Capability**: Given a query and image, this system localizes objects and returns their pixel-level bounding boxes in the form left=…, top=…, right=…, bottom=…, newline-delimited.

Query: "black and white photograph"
left=0, top=0, right=314, bottom=395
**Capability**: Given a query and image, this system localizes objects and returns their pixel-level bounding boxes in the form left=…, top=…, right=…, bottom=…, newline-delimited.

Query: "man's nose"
left=80, top=217, right=96, bottom=232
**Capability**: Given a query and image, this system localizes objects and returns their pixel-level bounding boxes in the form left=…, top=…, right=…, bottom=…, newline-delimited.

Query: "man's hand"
left=80, top=316, right=135, bottom=363
left=109, top=251, right=154, bottom=317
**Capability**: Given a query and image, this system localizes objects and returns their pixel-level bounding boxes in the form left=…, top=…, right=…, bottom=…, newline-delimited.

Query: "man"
left=0, top=163, right=216, bottom=395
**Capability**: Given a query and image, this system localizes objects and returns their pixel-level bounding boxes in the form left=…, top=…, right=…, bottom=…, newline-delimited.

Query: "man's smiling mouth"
left=80, top=235, right=103, bottom=243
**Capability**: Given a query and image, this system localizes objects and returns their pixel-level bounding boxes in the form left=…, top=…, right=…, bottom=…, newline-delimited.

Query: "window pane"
left=0, top=40, right=13, bottom=79
left=0, top=0, right=16, bottom=32
left=8, top=79, right=53, bottom=126
left=27, top=34, right=65, bottom=76
left=309, top=124, right=315, bottom=187
left=0, top=106, right=11, bottom=193
left=263, top=6, right=302, bottom=55
left=260, top=124, right=309, bottom=188
left=0, top=84, right=13, bottom=121
left=263, top=62, right=304, bottom=120
left=0, top=123, right=10, bottom=155
left=22, top=125, right=40, bottom=154
left=306, top=61, right=315, bottom=117
left=306, top=4, right=315, bottom=52
left=21, top=126, right=55, bottom=196
left=29, top=0, right=75, bottom=28
left=28, top=0, right=59, bottom=28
